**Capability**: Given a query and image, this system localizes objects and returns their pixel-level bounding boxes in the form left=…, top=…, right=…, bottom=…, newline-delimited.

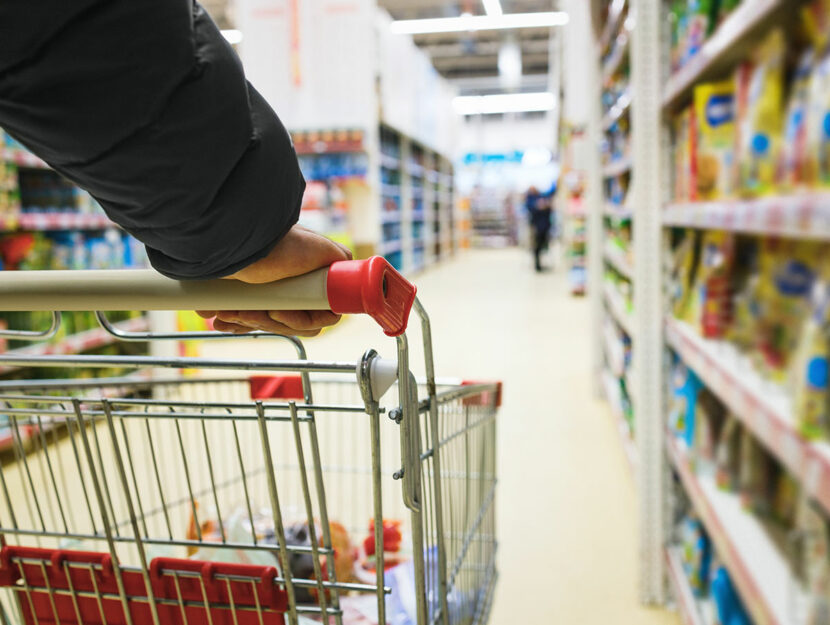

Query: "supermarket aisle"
left=206, top=248, right=678, bottom=624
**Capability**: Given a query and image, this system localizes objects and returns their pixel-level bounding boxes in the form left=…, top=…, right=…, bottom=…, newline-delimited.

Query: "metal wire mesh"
left=0, top=371, right=498, bottom=625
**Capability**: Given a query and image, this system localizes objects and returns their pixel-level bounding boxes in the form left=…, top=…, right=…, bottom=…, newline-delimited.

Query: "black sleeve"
left=0, top=0, right=305, bottom=279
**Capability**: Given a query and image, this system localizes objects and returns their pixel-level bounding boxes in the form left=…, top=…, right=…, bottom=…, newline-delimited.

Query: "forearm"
left=0, top=0, right=304, bottom=279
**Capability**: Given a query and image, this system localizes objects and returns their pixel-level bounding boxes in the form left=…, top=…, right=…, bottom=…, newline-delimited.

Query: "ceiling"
left=202, top=1, right=556, bottom=95
left=377, top=0, right=555, bottom=93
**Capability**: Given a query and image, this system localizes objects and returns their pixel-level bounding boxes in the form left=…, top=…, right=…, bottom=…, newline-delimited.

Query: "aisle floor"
left=206, top=248, right=679, bottom=624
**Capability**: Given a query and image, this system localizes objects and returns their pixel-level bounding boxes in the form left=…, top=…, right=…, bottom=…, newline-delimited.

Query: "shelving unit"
left=667, top=436, right=806, bottom=625
left=239, top=6, right=457, bottom=277
left=583, top=0, right=830, bottom=616
left=661, top=0, right=786, bottom=111
left=0, top=212, right=115, bottom=232
left=593, top=0, right=638, bottom=500
left=602, top=156, right=633, bottom=178
left=667, top=318, right=830, bottom=518
left=0, top=132, right=153, bottom=382
left=565, top=197, right=587, bottom=295
left=377, top=126, right=455, bottom=273
left=0, top=316, right=149, bottom=375
left=664, top=195, right=830, bottom=239
left=602, top=368, right=639, bottom=473
left=293, top=124, right=455, bottom=276
left=603, top=240, right=634, bottom=280
left=665, top=547, right=708, bottom=625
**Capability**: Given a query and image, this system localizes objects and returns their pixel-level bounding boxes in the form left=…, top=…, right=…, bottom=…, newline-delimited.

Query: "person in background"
left=526, top=183, right=556, bottom=272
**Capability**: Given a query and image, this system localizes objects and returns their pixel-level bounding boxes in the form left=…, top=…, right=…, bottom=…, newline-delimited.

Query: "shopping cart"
left=0, top=257, right=499, bottom=625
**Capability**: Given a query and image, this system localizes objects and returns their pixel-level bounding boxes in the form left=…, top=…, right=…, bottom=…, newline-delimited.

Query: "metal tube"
left=0, top=267, right=330, bottom=311
left=72, top=400, right=134, bottom=625
left=0, top=354, right=356, bottom=373
left=101, top=401, right=161, bottom=625
left=413, top=298, right=450, bottom=625
left=0, top=311, right=61, bottom=341
left=288, top=402, right=329, bottom=619
left=255, top=401, right=298, bottom=625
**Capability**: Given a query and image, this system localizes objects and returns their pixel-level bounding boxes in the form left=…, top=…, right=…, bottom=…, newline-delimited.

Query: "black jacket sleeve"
left=0, top=0, right=305, bottom=279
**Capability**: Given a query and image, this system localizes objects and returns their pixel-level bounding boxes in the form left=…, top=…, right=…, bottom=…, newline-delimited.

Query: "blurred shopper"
left=526, top=184, right=556, bottom=272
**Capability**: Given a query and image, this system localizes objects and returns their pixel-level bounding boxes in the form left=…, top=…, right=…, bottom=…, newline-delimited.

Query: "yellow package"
left=754, top=240, right=820, bottom=382
left=736, top=29, right=785, bottom=196
left=792, top=256, right=830, bottom=439
left=807, top=44, right=830, bottom=186
left=781, top=50, right=813, bottom=189
left=694, top=80, right=736, bottom=199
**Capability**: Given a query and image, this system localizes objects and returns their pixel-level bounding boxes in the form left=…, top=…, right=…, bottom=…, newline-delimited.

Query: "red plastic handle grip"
left=326, top=257, right=417, bottom=337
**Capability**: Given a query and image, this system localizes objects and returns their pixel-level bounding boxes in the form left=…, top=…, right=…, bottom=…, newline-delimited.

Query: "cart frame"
left=0, top=259, right=499, bottom=625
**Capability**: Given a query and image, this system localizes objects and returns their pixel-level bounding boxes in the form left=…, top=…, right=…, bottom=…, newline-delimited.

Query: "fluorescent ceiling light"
left=483, top=0, right=503, bottom=16
left=453, top=92, right=556, bottom=115
left=498, top=41, right=522, bottom=89
left=221, top=29, right=243, bottom=45
left=390, top=12, right=569, bottom=35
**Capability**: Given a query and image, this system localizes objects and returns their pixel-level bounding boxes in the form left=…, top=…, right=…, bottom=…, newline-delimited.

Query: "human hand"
left=196, top=225, right=352, bottom=336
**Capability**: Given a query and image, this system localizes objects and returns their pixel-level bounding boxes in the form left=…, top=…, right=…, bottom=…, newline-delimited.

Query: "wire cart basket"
left=0, top=257, right=499, bottom=625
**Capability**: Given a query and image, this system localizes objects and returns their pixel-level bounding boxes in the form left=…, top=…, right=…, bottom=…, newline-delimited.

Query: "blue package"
left=711, top=567, right=752, bottom=625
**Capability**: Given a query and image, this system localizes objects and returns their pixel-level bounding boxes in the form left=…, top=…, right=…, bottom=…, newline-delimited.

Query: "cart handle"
left=0, top=256, right=417, bottom=337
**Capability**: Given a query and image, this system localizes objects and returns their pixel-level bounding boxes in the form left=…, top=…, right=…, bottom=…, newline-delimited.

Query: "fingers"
left=206, top=309, right=341, bottom=337
left=195, top=310, right=217, bottom=319
left=267, top=310, right=342, bottom=331
left=213, top=317, right=322, bottom=337
left=333, top=241, right=353, bottom=260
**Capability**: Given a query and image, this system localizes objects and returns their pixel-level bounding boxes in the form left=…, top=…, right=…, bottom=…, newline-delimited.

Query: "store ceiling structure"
left=377, top=0, right=555, bottom=93
left=203, top=0, right=556, bottom=95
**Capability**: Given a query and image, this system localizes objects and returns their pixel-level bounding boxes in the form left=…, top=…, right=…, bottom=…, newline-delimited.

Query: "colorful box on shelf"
left=666, top=318, right=830, bottom=520
left=663, top=0, right=785, bottom=110
left=666, top=435, right=802, bottom=625
left=291, top=129, right=365, bottom=155
left=663, top=194, right=830, bottom=239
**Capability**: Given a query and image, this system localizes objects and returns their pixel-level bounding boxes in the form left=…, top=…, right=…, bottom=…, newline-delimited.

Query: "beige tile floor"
left=205, top=247, right=680, bottom=624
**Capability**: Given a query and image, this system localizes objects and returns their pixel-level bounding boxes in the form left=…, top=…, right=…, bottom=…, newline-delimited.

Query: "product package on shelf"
left=668, top=230, right=830, bottom=438
left=735, top=29, right=786, bottom=197
left=0, top=229, right=147, bottom=272
left=665, top=375, right=830, bottom=624
left=669, top=0, right=741, bottom=74
left=694, top=80, right=735, bottom=200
